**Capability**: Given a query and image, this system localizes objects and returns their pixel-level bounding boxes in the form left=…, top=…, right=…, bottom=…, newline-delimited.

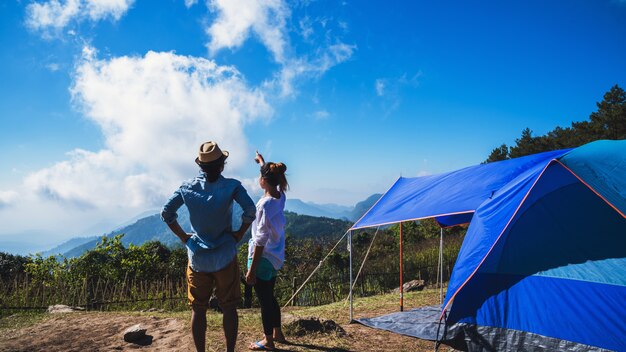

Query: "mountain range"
left=41, top=194, right=382, bottom=258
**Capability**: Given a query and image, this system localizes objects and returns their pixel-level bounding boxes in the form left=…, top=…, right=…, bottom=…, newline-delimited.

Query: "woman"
left=247, top=151, right=288, bottom=351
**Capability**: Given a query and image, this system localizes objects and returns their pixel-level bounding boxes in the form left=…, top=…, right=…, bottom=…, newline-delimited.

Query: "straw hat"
left=195, top=141, right=229, bottom=164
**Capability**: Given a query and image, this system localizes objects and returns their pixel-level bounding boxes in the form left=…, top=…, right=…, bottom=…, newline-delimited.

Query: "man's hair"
left=199, top=155, right=226, bottom=182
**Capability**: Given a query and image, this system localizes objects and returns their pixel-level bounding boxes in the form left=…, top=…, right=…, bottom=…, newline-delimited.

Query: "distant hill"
left=349, top=193, right=383, bottom=221
left=285, top=199, right=351, bottom=219
left=59, top=210, right=351, bottom=258
left=41, top=236, right=100, bottom=257
left=285, top=194, right=382, bottom=222
left=52, top=193, right=381, bottom=258
left=62, top=209, right=193, bottom=258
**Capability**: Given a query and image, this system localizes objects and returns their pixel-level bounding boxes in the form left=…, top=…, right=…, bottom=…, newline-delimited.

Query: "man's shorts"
left=186, top=259, right=241, bottom=310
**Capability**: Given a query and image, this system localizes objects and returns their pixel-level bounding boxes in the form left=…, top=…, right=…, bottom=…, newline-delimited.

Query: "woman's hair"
left=261, top=162, right=289, bottom=192
left=199, top=155, right=226, bottom=182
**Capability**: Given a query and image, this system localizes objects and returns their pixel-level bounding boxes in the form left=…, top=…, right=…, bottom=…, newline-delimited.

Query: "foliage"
left=1, top=234, right=189, bottom=312
left=486, top=85, right=626, bottom=162
left=0, top=252, right=30, bottom=282
left=271, top=221, right=466, bottom=306
left=2, top=221, right=466, bottom=310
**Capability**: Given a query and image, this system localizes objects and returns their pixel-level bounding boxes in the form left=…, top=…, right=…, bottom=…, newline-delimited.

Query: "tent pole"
left=400, top=222, right=404, bottom=312
left=349, top=230, right=353, bottom=322
left=440, top=227, right=443, bottom=304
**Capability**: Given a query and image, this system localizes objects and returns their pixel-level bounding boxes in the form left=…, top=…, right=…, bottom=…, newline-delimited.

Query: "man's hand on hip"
left=232, top=221, right=252, bottom=242
left=231, top=229, right=244, bottom=242
left=166, top=220, right=192, bottom=244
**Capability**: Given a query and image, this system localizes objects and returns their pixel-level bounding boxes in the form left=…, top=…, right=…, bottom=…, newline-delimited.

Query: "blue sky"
left=1, top=0, right=625, bottom=249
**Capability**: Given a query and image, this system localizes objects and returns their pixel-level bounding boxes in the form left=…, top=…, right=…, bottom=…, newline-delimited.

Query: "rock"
left=47, top=305, right=84, bottom=313
left=123, top=324, right=147, bottom=343
left=141, top=308, right=163, bottom=313
left=392, top=279, right=425, bottom=293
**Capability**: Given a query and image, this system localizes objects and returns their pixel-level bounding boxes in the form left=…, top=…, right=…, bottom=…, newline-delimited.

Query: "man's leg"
left=222, top=306, right=238, bottom=352
left=187, top=266, right=213, bottom=352
left=214, top=259, right=242, bottom=352
left=191, top=306, right=207, bottom=352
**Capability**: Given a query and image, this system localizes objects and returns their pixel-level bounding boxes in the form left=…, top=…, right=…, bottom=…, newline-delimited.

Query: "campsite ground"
left=0, top=288, right=457, bottom=352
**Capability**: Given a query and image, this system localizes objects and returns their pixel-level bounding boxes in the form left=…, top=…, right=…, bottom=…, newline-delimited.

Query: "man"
left=161, top=141, right=256, bottom=352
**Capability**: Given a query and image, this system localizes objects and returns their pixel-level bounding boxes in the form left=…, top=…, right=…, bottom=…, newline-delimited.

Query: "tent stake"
left=400, top=222, right=404, bottom=312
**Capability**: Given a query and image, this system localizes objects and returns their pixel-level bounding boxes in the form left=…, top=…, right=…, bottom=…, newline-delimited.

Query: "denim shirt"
left=161, top=172, right=256, bottom=272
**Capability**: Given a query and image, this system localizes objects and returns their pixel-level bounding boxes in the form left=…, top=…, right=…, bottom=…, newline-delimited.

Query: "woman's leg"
left=265, top=279, right=285, bottom=342
left=257, top=275, right=285, bottom=343
left=253, top=277, right=277, bottom=347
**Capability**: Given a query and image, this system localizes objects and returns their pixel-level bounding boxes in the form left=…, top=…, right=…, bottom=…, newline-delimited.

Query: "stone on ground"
left=392, top=279, right=425, bottom=293
left=47, top=305, right=85, bottom=313
left=123, top=324, right=147, bottom=343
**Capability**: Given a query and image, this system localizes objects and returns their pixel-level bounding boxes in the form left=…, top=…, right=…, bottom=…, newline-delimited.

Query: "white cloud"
left=273, top=43, right=356, bottom=97
left=26, top=0, right=134, bottom=33
left=205, top=0, right=356, bottom=97
left=85, top=0, right=134, bottom=21
left=375, top=72, right=422, bottom=117
left=8, top=1, right=357, bottom=238
left=241, top=177, right=263, bottom=197
left=398, top=70, right=422, bottom=86
left=375, top=79, right=386, bottom=96
left=46, top=63, right=61, bottom=71
left=0, top=191, right=18, bottom=209
left=313, top=110, right=329, bottom=120
left=23, top=47, right=271, bottom=211
left=206, top=0, right=290, bottom=63
left=299, top=16, right=313, bottom=41
left=26, top=0, right=80, bottom=30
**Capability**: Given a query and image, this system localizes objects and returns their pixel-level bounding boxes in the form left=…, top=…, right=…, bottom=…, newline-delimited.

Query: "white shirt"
left=248, top=192, right=286, bottom=270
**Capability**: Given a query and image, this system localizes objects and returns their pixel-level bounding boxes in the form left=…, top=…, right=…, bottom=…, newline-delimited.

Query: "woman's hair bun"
left=264, top=161, right=288, bottom=192
left=269, top=162, right=287, bottom=174
left=275, top=162, right=287, bottom=173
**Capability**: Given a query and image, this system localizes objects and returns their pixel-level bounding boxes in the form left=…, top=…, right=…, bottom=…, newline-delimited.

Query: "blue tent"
left=351, top=140, right=626, bottom=351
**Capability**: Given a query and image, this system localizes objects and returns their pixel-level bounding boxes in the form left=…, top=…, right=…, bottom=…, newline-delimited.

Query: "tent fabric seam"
left=554, top=159, right=626, bottom=219
left=350, top=210, right=475, bottom=230
left=526, top=272, right=626, bottom=287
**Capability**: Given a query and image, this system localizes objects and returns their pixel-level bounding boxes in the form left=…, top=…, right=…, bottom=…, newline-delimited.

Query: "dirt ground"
left=0, top=291, right=455, bottom=352
left=0, top=311, right=447, bottom=352
left=0, top=312, right=193, bottom=352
